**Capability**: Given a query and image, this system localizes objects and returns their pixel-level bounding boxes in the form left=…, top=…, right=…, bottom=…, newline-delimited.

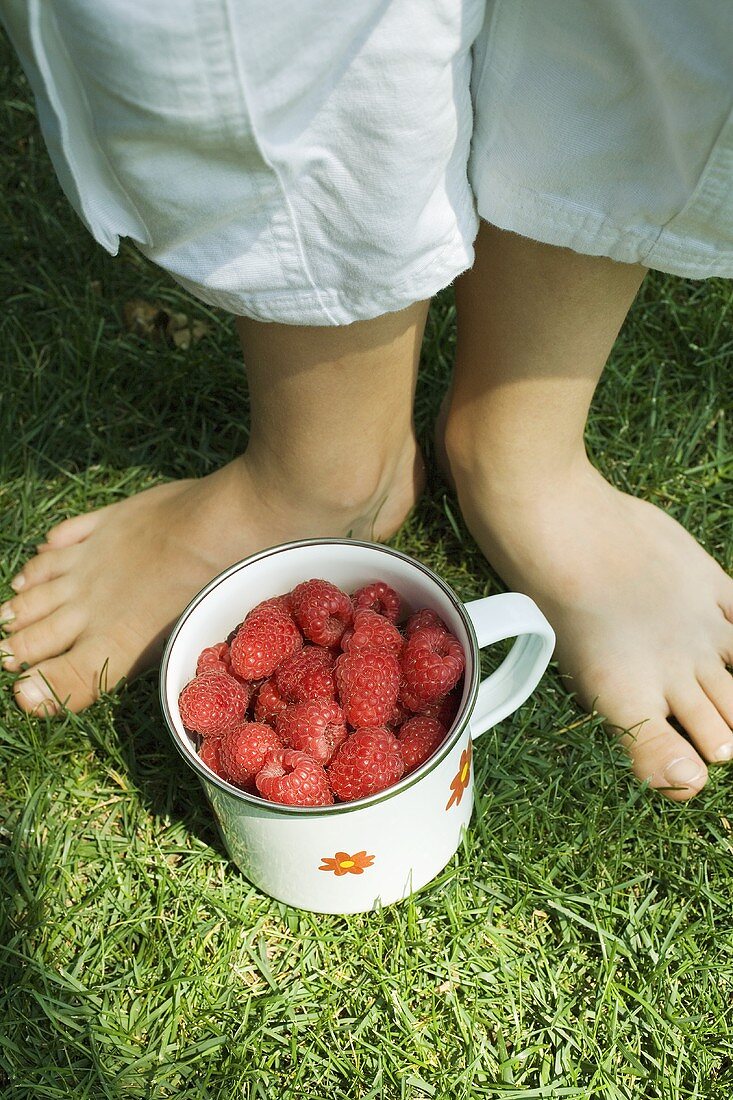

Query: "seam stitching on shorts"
left=384, top=187, right=478, bottom=297
left=472, top=143, right=661, bottom=251
left=644, top=107, right=733, bottom=266
left=171, top=234, right=475, bottom=324
left=221, top=0, right=339, bottom=324
left=471, top=136, right=733, bottom=275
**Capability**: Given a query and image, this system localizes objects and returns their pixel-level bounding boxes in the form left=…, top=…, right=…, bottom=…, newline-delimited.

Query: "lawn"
left=1, top=38, right=732, bottom=1100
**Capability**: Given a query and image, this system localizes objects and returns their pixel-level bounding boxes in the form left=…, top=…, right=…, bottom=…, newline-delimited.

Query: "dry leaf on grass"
left=123, top=298, right=209, bottom=349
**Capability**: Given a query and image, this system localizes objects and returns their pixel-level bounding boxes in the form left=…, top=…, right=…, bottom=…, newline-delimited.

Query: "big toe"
left=13, top=639, right=123, bottom=715
left=13, top=670, right=61, bottom=716
left=617, top=716, right=708, bottom=802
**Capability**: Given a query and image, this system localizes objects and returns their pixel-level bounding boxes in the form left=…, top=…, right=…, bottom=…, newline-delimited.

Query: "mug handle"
left=464, top=593, right=556, bottom=740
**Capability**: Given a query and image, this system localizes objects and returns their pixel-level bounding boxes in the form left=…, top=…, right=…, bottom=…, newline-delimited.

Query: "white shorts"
left=3, top=0, right=733, bottom=325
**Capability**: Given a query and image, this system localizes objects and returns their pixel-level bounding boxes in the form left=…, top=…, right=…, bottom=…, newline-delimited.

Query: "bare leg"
left=1, top=301, right=428, bottom=714
left=442, top=222, right=733, bottom=801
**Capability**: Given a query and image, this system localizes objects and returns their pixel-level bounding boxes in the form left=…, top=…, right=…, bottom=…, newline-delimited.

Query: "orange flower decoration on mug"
left=319, top=851, right=375, bottom=876
left=446, top=740, right=472, bottom=810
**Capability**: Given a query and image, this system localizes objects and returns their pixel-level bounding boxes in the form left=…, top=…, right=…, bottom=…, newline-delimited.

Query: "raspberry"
left=178, top=670, right=250, bottom=737
left=256, top=748, right=334, bottom=806
left=253, top=677, right=290, bottom=725
left=275, top=645, right=336, bottom=703
left=397, top=717, right=446, bottom=774
left=218, top=722, right=283, bottom=788
left=245, top=593, right=294, bottom=621
left=405, top=608, right=447, bottom=637
left=386, top=699, right=411, bottom=729
left=276, top=699, right=348, bottom=765
left=290, top=579, right=353, bottom=646
left=328, top=728, right=405, bottom=801
left=229, top=607, right=303, bottom=680
left=415, top=687, right=463, bottom=729
left=401, top=626, right=465, bottom=705
left=196, top=640, right=251, bottom=686
left=351, top=581, right=401, bottom=623
left=399, top=684, right=429, bottom=713
left=196, top=641, right=231, bottom=676
left=198, top=736, right=226, bottom=777
left=334, top=650, right=401, bottom=728
left=400, top=681, right=463, bottom=715
left=341, top=609, right=404, bottom=657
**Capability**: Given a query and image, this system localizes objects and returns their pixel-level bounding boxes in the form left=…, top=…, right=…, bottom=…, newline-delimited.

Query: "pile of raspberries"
left=177, top=579, right=465, bottom=807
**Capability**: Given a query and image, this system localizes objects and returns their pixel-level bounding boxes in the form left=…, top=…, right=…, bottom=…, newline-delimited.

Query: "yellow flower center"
left=460, top=763, right=470, bottom=782
left=340, top=860, right=355, bottom=869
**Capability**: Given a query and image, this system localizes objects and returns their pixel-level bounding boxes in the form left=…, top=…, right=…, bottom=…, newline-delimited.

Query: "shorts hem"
left=168, top=237, right=477, bottom=325
left=471, top=149, right=733, bottom=280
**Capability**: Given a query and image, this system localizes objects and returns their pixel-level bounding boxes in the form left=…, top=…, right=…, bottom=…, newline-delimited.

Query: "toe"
left=44, top=511, right=102, bottom=549
left=1, top=578, right=72, bottom=633
left=720, top=614, right=733, bottom=667
left=13, top=671, right=61, bottom=717
left=10, top=545, right=78, bottom=592
left=720, top=586, right=733, bottom=623
left=1, top=607, right=83, bottom=672
left=697, top=665, right=733, bottom=758
left=616, top=716, right=708, bottom=802
left=15, top=638, right=120, bottom=714
left=668, top=680, right=733, bottom=765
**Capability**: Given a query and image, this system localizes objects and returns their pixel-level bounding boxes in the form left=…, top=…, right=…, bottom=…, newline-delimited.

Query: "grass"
left=1, top=37, right=733, bottom=1100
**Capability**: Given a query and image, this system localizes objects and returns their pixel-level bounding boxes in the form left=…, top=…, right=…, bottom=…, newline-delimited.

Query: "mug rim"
left=159, top=538, right=480, bottom=817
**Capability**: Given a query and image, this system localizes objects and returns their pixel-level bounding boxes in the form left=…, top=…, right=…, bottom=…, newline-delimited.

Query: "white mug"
left=160, top=539, right=555, bottom=913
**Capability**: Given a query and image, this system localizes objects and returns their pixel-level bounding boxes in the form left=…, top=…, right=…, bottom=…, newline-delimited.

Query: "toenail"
left=712, top=742, right=733, bottom=763
left=17, top=678, right=54, bottom=710
left=663, top=758, right=704, bottom=786
left=0, top=602, right=14, bottom=625
left=10, top=574, right=26, bottom=592
left=2, top=645, right=15, bottom=669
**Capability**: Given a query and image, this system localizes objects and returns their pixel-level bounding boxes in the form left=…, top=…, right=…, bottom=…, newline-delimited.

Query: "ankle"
left=443, top=404, right=592, bottom=511
left=238, top=434, right=423, bottom=539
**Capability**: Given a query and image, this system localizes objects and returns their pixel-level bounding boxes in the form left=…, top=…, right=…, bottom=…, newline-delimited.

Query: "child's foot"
left=0, top=449, right=423, bottom=715
left=444, top=448, right=733, bottom=801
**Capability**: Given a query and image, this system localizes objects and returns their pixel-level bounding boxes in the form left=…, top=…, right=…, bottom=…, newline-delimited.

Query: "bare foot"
left=0, top=448, right=423, bottom=715
left=445, top=452, right=733, bottom=801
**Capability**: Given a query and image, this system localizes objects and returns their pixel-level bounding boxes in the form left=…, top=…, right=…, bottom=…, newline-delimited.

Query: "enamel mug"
left=160, top=539, right=555, bottom=913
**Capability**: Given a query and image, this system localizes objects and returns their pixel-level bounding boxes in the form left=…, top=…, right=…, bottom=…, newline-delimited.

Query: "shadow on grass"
left=103, top=675, right=230, bottom=862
